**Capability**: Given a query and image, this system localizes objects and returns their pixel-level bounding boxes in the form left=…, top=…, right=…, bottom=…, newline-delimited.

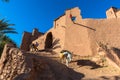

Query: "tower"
left=106, top=7, right=117, bottom=19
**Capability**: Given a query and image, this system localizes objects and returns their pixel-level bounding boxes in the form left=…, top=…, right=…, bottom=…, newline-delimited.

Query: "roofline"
left=54, top=14, right=65, bottom=21
left=106, top=6, right=118, bottom=11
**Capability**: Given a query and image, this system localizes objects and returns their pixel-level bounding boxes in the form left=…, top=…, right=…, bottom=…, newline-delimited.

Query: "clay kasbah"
left=1, top=7, right=120, bottom=80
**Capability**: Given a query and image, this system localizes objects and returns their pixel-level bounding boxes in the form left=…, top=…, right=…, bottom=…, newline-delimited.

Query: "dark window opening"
left=71, top=17, right=76, bottom=21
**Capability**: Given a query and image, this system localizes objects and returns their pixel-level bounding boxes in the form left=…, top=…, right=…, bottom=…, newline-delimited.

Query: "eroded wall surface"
left=33, top=15, right=66, bottom=52
left=64, top=8, right=92, bottom=56
left=30, top=7, right=120, bottom=56
left=20, top=29, right=43, bottom=51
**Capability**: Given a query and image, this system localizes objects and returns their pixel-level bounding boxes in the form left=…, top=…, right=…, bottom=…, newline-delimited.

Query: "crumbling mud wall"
left=95, top=19, right=120, bottom=49
left=83, top=18, right=120, bottom=55
left=59, top=7, right=120, bottom=56
left=20, top=28, right=43, bottom=51
left=64, top=8, right=93, bottom=56
left=33, top=15, right=66, bottom=53
left=33, top=7, right=93, bottom=56
left=22, top=7, right=120, bottom=56
left=0, top=44, right=55, bottom=80
left=0, top=44, right=84, bottom=80
left=106, top=7, right=120, bottom=19
left=20, top=31, right=32, bottom=51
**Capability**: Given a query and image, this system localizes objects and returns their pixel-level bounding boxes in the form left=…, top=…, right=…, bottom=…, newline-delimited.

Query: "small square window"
left=71, top=17, right=76, bottom=21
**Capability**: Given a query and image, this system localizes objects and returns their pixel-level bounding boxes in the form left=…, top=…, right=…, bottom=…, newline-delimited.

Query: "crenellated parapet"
left=106, top=7, right=120, bottom=19
left=20, top=28, right=44, bottom=51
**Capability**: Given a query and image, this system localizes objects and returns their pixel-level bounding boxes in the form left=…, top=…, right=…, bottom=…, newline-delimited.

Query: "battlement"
left=20, top=28, right=44, bottom=51
left=106, top=7, right=120, bottom=19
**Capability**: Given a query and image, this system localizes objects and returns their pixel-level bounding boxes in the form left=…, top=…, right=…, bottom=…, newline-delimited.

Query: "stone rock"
left=0, top=44, right=55, bottom=80
left=0, top=44, right=84, bottom=80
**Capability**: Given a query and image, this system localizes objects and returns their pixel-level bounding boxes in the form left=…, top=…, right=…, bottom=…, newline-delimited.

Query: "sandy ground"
left=69, top=56, right=120, bottom=80
left=36, top=51, right=120, bottom=80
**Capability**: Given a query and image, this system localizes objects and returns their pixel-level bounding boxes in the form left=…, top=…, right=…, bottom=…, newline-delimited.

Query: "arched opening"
left=44, top=32, right=53, bottom=49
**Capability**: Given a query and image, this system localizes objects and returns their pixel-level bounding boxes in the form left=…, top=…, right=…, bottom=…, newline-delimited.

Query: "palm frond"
left=0, top=31, right=18, bottom=34
left=0, top=19, right=17, bottom=35
left=0, top=27, right=15, bottom=31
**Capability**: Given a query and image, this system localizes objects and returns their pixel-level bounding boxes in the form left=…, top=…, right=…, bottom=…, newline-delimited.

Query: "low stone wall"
left=0, top=44, right=55, bottom=80
left=0, top=44, right=84, bottom=80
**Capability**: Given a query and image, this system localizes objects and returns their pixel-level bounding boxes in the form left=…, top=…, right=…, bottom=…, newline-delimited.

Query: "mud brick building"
left=21, top=7, right=120, bottom=56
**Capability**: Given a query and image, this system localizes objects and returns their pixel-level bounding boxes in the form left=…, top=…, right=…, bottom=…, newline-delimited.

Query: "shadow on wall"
left=73, top=22, right=96, bottom=31
left=106, top=47, right=120, bottom=67
left=112, top=47, right=120, bottom=59
left=52, top=39, right=61, bottom=49
left=100, top=76, right=120, bottom=80
left=38, top=49, right=58, bottom=55
left=38, top=38, right=61, bottom=55
left=74, top=59, right=102, bottom=69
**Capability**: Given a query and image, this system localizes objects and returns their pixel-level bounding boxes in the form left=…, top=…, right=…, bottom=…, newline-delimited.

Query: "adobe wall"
left=33, top=15, right=66, bottom=52
left=32, top=35, right=45, bottom=50
left=64, top=23, right=93, bottom=56
left=20, top=29, right=43, bottom=51
left=106, top=7, right=120, bottom=19
left=116, top=11, right=120, bottom=17
left=64, top=8, right=93, bottom=56
left=95, top=18, right=120, bottom=48
left=82, top=18, right=120, bottom=55
left=52, top=15, right=66, bottom=52
left=31, top=7, right=120, bottom=56
left=32, top=7, right=94, bottom=55
left=64, top=7, right=120, bottom=56
left=106, top=8, right=117, bottom=18
left=20, top=31, right=32, bottom=51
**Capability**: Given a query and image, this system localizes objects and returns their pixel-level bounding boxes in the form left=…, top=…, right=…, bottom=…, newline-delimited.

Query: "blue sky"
left=0, top=0, right=120, bottom=47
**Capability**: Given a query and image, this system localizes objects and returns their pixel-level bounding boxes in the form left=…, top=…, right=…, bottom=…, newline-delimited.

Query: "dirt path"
left=36, top=51, right=120, bottom=80
left=69, top=55, right=120, bottom=80
left=70, top=61, right=120, bottom=79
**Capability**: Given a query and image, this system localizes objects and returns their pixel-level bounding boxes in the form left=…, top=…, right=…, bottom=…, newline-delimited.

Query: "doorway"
left=44, top=32, right=53, bottom=49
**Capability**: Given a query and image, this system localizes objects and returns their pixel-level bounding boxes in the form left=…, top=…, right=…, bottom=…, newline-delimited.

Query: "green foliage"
left=0, top=19, right=17, bottom=57
left=0, top=19, right=17, bottom=35
left=0, top=41, right=5, bottom=57
left=0, top=35, right=16, bottom=57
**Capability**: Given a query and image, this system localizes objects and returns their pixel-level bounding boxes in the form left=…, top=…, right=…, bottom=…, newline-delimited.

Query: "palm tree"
left=0, top=35, right=16, bottom=57
left=0, top=19, right=17, bottom=57
left=0, top=19, right=17, bottom=35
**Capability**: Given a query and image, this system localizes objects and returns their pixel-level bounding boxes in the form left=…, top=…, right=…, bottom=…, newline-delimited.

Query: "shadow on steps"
left=14, top=53, right=85, bottom=80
